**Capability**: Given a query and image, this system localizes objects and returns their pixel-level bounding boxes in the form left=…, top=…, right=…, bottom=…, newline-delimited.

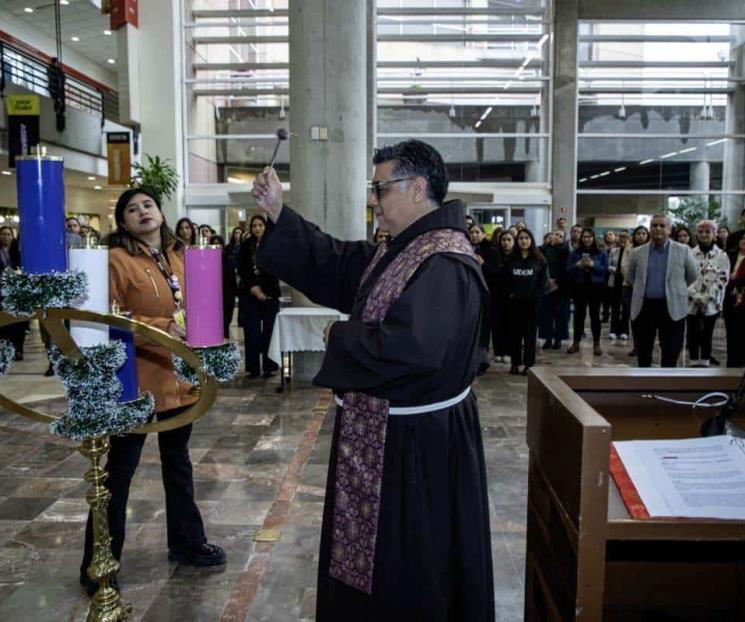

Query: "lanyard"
left=147, top=247, right=183, bottom=306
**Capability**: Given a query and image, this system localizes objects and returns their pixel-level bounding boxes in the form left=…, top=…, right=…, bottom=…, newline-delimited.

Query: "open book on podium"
left=610, top=436, right=745, bottom=520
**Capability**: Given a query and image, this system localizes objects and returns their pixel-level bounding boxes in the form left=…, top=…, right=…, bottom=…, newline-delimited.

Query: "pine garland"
left=173, top=342, right=241, bottom=384
left=47, top=343, right=155, bottom=442
left=1, top=270, right=88, bottom=316
left=0, top=339, right=15, bottom=377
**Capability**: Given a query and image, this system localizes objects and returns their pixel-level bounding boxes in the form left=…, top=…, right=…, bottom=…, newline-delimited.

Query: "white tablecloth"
left=268, top=307, right=348, bottom=364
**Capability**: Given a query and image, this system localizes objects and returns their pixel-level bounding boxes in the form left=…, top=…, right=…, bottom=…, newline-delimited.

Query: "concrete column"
left=690, top=161, right=711, bottom=204
left=367, top=0, right=377, bottom=165
left=550, top=0, right=579, bottom=226
left=723, top=25, right=745, bottom=228
left=288, top=0, right=367, bottom=379
left=288, top=0, right=367, bottom=241
left=137, top=0, right=185, bottom=224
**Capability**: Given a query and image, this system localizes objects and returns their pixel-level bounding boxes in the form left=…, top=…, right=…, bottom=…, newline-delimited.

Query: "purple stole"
left=328, top=227, right=477, bottom=594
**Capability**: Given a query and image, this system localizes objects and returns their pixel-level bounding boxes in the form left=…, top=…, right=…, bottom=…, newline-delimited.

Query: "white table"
left=268, top=307, right=348, bottom=390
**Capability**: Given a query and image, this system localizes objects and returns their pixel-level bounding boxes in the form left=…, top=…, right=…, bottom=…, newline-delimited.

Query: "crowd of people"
left=456, top=208, right=745, bottom=374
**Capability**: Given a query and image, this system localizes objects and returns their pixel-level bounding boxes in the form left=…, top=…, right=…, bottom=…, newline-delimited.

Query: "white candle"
left=69, top=245, right=109, bottom=347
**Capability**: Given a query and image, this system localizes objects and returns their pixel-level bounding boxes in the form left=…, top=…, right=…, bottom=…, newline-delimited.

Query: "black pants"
left=609, top=283, right=629, bottom=336
left=686, top=312, right=718, bottom=361
left=724, top=303, right=745, bottom=367
left=632, top=299, right=685, bottom=368
left=80, top=406, right=206, bottom=574
left=622, top=286, right=636, bottom=347
left=572, top=284, right=603, bottom=343
left=508, top=299, right=538, bottom=368
left=240, top=295, right=279, bottom=375
left=538, top=291, right=570, bottom=343
left=490, top=295, right=510, bottom=357
left=223, top=294, right=236, bottom=339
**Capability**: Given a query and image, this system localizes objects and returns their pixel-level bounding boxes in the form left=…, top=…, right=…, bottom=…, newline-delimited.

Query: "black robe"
left=257, top=202, right=495, bottom=622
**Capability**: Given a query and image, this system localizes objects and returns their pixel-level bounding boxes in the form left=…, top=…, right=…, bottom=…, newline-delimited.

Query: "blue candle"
left=109, top=326, right=139, bottom=402
left=16, top=155, right=66, bottom=274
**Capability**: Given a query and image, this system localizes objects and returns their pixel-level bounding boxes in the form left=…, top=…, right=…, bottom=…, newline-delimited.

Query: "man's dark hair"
left=372, top=139, right=448, bottom=205
left=66, top=217, right=79, bottom=225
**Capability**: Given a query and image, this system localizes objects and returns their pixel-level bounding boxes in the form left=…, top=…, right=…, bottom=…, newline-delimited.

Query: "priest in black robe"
left=252, top=139, right=495, bottom=621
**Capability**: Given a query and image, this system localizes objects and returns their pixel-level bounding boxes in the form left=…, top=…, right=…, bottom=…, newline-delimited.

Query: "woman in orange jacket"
left=79, top=188, right=225, bottom=595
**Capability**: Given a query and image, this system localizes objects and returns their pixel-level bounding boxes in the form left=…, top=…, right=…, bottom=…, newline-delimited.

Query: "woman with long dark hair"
left=675, top=225, right=693, bottom=247
left=503, top=229, right=548, bottom=374
left=566, top=228, right=609, bottom=355
left=175, top=217, right=196, bottom=247
left=621, top=225, right=649, bottom=357
left=490, top=230, right=515, bottom=363
left=237, top=214, right=280, bottom=377
left=80, top=188, right=225, bottom=595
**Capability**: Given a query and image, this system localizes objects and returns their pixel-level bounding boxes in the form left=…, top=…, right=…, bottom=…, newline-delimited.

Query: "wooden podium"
left=524, top=368, right=745, bottom=622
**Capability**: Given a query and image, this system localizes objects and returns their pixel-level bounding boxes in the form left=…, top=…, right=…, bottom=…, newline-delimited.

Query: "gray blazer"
left=627, top=240, right=699, bottom=321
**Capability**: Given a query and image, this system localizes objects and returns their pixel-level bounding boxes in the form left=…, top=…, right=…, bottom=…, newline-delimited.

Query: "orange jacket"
left=109, top=243, right=197, bottom=413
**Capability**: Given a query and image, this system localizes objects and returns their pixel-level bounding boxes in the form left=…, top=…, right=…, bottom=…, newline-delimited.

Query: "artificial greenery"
left=129, top=154, right=180, bottom=204
left=173, top=342, right=241, bottom=384
left=48, top=343, right=155, bottom=442
left=0, top=270, right=88, bottom=317
left=0, top=340, right=15, bottom=377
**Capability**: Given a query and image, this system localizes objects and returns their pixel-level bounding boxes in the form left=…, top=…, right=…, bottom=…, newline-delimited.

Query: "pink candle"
left=184, top=245, right=224, bottom=347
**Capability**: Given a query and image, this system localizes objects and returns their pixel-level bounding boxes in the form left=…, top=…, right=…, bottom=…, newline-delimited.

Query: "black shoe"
left=261, top=370, right=276, bottom=378
left=709, top=356, right=720, bottom=366
left=168, top=542, right=226, bottom=567
left=44, top=365, right=55, bottom=377
left=627, top=349, right=637, bottom=357
left=551, top=340, right=562, bottom=350
left=520, top=366, right=531, bottom=376
left=509, top=366, right=519, bottom=375
left=541, top=340, right=552, bottom=350
left=246, top=371, right=260, bottom=379
left=13, top=352, right=23, bottom=362
left=79, top=570, right=118, bottom=597
left=476, top=362, right=489, bottom=377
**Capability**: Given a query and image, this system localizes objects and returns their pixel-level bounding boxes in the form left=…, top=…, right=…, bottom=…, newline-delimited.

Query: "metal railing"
left=0, top=41, right=119, bottom=123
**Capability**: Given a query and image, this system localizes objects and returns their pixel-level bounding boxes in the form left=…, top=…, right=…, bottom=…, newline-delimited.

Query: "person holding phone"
left=566, top=228, right=609, bottom=355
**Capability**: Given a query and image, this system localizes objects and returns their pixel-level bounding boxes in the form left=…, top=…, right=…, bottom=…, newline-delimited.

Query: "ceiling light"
left=706, top=138, right=726, bottom=147
left=60, top=0, right=69, bottom=4
left=103, top=30, right=112, bottom=36
left=71, top=36, right=80, bottom=42
left=227, top=176, right=244, bottom=184
left=94, top=185, right=102, bottom=190
left=639, top=158, right=654, bottom=165
left=578, top=178, right=588, bottom=183
left=87, top=176, right=95, bottom=180
left=614, top=167, right=627, bottom=173
left=1, top=171, right=11, bottom=176
left=678, top=147, right=697, bottom=155
left=107, top=58, right=116, bottom=65
left=659, top=151, right=678, bottom=159
left=24, top=7, right=34, bottom=13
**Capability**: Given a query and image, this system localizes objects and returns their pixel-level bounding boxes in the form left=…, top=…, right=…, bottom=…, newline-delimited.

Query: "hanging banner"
left=6, top=95, right=40, bottom=168
left=110, top=0, right=138, bottom=30
left=107, top=132, right=131, bottom=186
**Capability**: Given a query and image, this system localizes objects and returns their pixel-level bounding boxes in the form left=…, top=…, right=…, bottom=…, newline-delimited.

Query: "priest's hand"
left=252, top=167, right=283, bottom=222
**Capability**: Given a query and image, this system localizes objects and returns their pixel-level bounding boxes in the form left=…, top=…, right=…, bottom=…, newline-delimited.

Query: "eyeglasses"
left=367, top=177, right=415, bottom=200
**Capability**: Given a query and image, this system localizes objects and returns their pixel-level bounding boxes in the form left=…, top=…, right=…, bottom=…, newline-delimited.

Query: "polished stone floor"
left=0, top=320, right=729, bottom=621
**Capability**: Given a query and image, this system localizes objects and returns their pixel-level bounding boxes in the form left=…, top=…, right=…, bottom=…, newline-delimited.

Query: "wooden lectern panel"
left=524, top=368, right=745, bottom=622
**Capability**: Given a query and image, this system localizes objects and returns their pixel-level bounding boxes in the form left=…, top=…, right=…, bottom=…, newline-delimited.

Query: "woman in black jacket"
left=538, top=231, right=570, bottom=350
left=503, top=228, right=549, bottom=375
left=237, top=215, right=280, bottom=378
left=490, top=230, right=516, bottom=363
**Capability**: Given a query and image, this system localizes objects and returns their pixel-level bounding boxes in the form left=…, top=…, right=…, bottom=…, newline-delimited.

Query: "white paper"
left=614, top=436, right=745, bottom=520
left=69, top=247, right=110, bottom=347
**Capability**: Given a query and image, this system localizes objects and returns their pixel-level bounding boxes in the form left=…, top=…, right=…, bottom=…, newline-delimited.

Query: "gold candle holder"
left=0, top=308, right=218, bottom=621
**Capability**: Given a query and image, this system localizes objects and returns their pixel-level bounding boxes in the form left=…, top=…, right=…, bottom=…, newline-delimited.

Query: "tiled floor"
left=0, top=320, right=729, bottom=621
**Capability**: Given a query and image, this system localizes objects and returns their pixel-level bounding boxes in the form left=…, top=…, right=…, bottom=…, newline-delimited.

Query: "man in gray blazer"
left=627, top=214, right=699, bottom=367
